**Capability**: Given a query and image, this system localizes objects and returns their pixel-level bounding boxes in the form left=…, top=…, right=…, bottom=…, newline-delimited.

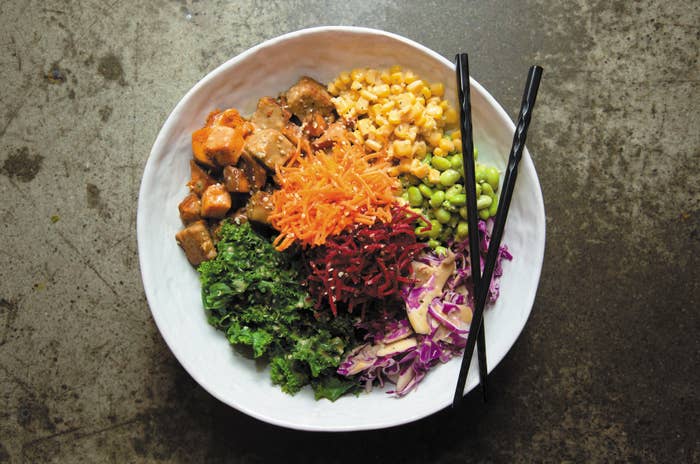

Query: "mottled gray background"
left=1, top=0, right=698, bottom=462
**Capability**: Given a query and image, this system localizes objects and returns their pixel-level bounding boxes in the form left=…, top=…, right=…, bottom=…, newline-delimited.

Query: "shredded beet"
left=304, top=206, right=426, bottom=316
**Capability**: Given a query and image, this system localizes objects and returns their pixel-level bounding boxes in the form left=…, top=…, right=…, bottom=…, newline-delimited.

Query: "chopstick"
left=452, top=64, right=543, bottom=407
left=455, top=53, right=489, bottom=401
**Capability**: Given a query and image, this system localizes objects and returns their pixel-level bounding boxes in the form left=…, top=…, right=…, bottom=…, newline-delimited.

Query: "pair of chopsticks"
left=453, top=54, right=543, bottom=407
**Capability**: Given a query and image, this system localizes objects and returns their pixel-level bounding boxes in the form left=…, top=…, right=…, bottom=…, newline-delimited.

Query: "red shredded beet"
left=303, top=206, right=426, bottom=316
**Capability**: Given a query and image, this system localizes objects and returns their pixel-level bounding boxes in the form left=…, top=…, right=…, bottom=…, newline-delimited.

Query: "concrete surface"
left=1, top=0, right=698, bottom=462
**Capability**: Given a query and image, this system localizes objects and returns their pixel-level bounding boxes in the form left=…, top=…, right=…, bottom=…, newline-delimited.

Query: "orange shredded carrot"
left=269, top=144, right=399, bottom=251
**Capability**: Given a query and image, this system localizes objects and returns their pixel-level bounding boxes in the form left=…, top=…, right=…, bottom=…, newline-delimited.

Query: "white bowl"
left=137, top=26, right=545, bottom=431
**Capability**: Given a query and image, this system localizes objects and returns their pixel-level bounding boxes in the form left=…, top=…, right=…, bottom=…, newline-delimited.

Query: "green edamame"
left=459, top=206, right=468, bottom=219
left=429, top=190, right=445, bottom=208
left=479, top=208, right=490, bottom=220
left=480, top=182, right=494, bottom=197
left=441, top=200, right=457, bottom=213
left=435, top=207, right=452, bottom=224
left=450, top=154, right=463, bottom=170
left=456, top=221, right=469, bottom=238
left=488, top=196, right=499, bottom=216
left=431, top=156, right=451, bottom=171
left=407, top=186, right=423, bottom=207
left=439, top=169, right=460, bottom=187
left=476, top=195, right=493, bottom=210
left=418, top=183, right=433, bottom=198
left=446, top=193, right=466, bottom=206
left=485, top=166, right=499, bottom=190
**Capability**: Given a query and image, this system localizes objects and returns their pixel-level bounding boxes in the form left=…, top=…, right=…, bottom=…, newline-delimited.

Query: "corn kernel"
left=356, top=97, right=369, bottom=114
left=360, top=89, right=378, bottom=102
left=439, top=100, right=450, bottom=110
left=406, top=79, right=423, bottom=93
left=428, top=168, right=441, bottom=184
left=350, top=68, right=365, bottom=82
left=439, top=138, right=455, bottom=153
left=388, top=110, right=402, bottom=125
left=430, top=82, right=444, bottom=97
left=339, top=71, right=351, bottom=84
left=350, top=80, right=362, bottom=91
left=445, top=107, right=459, bottom=125
left=414, top=113, right=427, bottom=127
left=366, top=69, right=378, bottom=84
left=389, top=65, right=402, bottom=74
left=414, top=141, right=427, bottom=158
left=390, top=84, right=403, bottom=95
left=404, top=70, right=417, bottom=84
left=409, top=159, right=429, bottom=178
left=393, top=139, right=413, bottom=158
left=390, top=72, right=404, bottom=85
left=357, top=118, right=373, bottom=136
left=327, top=83, right=338, bottom=95
left=416, top=96, right=426, bottom=106
left=423, top=117, right=437, bottom=133
left=451, top=130, right=461, bottom=140
left=421, top=86, right=432, bottom=99
left=388, top=166, right=400, bottom=176
left=374, top=84, right=390, bottom=98
left=380, top=71, right=391, bottom=84
left=380, top=100, right=395, bottom=113
left=453, top=138, right=462, bottom=152
left=396, top=93, right=415, bottom=110
left=433, top=147, right=445, bottom=157
left=394, top=123, right=411, bottom=140
left=426, top=104, right=443, bottom=118
left=428, top=131, right=442, bottom=147
left=409, top=103, right=424, bottom=120
left=365, top=138, right=382, bottom=152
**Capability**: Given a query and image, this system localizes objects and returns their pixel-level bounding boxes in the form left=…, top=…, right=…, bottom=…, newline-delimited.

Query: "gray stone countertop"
left=0, top=1, right=698, bottom=462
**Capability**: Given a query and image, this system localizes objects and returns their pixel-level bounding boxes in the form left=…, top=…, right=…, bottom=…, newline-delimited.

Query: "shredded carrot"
left=270, top=144, right=399, bottom=250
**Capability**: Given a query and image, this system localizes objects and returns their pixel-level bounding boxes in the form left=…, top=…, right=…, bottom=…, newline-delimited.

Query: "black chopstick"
left=452, top=65, right=543, bottom=407
left=455, top=53, right=489, bottom=402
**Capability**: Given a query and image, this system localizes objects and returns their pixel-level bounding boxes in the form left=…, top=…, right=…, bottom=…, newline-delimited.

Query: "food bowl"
left=137, top=26, right=545, bottom=431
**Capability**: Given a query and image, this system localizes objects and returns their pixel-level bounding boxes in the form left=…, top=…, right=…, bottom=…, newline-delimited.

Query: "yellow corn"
left=393, top=139, right=413, bottom=158
left=360, top=89, right=378, bottom=102
left=433, top=147, right=445, bottom=157
left=365, top=138, right=382, bottom=152
left=439, top=138, right=455, bottom=153
left=430, top=82, right=444, bottom=97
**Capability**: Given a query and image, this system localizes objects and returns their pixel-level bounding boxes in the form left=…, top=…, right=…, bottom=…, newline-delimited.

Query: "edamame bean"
left=429, top=190, right=445, bottom=208
left=446, top=193, right=467, bottom=206
left=459, top=206, right=468, bottom=219
left=485, top=167, right=499, bottom=190
left=427, top=239, right=440, bottom=249
left=441, top=200, right=457, bottom=213
left=446, top=184, right=463, bottom=196
left=475, top=183, right=482, bottom=197
left=427, top=220, right=442, bottom=239
left=418, top=183, right=433, bottom=198
left=431, top=156, right=451, bottom=171
left=476, top=195, right=493, bottom=210
left=475, top=164, right=487, bottom=183
left=488, top=196, right=499, bottom=217
left=434, top=245, right=448, bottom=256
left=450, top=153, right=464, bottom=170
left=435, top=208, right=452, bottom=224
left=448, top=216, right=458, bottom=228
left=480, top=182, right=494, bottom=197
left=473, top=147, right=478, bottom=159
left=456, top=221, right=469, bottom=238
left=479, top=208, right=490, bottom=220
left=439, top=169, right=461, bottom=187
left=407, top=186, right=423, bottom=207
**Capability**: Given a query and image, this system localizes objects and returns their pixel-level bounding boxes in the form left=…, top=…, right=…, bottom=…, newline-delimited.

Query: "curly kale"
left=198, top=221, right=358, bottom=399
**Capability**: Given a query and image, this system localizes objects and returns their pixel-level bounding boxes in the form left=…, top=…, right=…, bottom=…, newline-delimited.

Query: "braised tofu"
left=175, top=220, right=217, bottom=266
left=244, top=128, right=295, bottom=170
left=187, top=160, right=217, bottom=196
left=191, top=127, right=216, bottom=168
left=204, top=125, right=245, bottom=167
left=285, top=76, right=336, bottom=122
left=222, top=166, right=251, bottom=193
left=201, top=183, right=231, bottom=218
left=251, top=97, right=291, bottom=131
left=178, top=193, right=201, bottom=225
left=312, top=120, right=353, bottom=150
left=246, top=191, right=274, bottom=225
left=281, top=122, right=312, bottom=156
left=238, top=154, right=267, bottom=190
